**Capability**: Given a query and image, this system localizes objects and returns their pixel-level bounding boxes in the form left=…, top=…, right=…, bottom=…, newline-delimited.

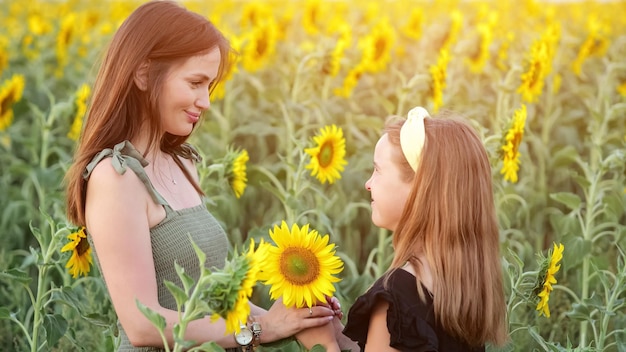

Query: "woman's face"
left=364, top=133, right=412, bottom=231
left=159, top=47, right=221, bottom=136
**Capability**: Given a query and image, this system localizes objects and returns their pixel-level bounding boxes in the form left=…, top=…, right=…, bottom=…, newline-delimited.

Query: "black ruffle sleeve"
left=342, top=270, right=439, bottom=352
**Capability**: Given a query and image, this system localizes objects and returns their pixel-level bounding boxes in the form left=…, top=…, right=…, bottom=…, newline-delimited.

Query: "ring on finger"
left=309, top=307, right=313, bottom=316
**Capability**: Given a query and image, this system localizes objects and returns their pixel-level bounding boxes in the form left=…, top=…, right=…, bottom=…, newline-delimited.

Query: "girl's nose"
left=365, top=177, right=372, bottom=191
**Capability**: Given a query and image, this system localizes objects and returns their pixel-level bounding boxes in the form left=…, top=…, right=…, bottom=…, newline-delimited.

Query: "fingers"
left=324, top=296, right=343, bottom=319
left=305, top=305, right=334, bottom=319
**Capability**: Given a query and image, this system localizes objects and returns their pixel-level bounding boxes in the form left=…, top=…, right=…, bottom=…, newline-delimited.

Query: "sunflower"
left=304, top=125, right=348, bottom=185
left=260, top=221, right=343, bottom=308
left=229, top=149, right=249, bottom=199
left=535, top=243, right=564, bottom=318
left=0, top=74, right=26, bottom=132
left=500, top=105, right=527, bottom=183
left=209, top=238, right=265, bottom=334
left=617, top=81, right=626, bottom=97
left=429, top=49, right=450, bottom=113
left=67, top=83, right=91, bottom=141
left=517, top=23, right=559, bottom=103
left=61, top=227, right=93, bottom=278
left=359, top=19, right=395, bottom=74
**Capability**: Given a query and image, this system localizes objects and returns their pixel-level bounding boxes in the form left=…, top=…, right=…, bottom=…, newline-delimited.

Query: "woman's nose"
left=196, top=90, right=210, bottom=110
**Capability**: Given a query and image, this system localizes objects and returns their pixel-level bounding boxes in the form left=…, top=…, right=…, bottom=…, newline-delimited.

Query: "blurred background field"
left=0, top=0, right=625, bottom=351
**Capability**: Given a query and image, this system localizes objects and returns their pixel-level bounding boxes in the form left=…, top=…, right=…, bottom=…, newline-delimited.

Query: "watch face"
left=235, top=328, right=253, bottom=345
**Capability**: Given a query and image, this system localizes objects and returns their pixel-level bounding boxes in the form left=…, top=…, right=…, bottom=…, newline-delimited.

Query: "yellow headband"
left=400, top=106, right=429, bottom=172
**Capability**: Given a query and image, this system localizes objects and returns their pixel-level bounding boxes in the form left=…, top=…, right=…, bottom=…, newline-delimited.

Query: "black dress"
left=342, top=269, right=484, bottom=352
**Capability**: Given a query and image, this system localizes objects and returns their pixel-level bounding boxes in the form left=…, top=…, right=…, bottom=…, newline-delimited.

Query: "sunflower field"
left=1, top=0, right=625, bottom=351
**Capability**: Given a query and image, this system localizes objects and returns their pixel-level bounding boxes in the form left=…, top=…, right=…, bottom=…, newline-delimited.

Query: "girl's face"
left=159, top=47, right=221, bottom=136
left=365, top=133, right=412, bottom=232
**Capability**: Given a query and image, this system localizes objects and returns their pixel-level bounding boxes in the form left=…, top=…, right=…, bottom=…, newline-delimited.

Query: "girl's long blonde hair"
left=386, top=114, right=508, bottom=347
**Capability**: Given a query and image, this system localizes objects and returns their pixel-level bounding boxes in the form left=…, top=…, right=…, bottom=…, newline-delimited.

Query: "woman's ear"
left=134, top=61, right=150, bottom=91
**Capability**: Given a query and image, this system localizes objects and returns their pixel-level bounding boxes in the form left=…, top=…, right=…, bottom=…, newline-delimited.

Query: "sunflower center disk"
left=76, top=236, right=90, bottom=256
left=279, top=247, right=320, bottom=285
left=318, top=141, right=334, bottom=168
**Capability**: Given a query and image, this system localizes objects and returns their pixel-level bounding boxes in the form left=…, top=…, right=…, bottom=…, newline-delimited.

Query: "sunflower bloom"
left=302, top=0, right=323, bottom=35
left=618, top=81, right=626, bottom=97
left=438, top=10, right=463, bottom=52
left=322, top=24, right=351, bottom=77
left=239, top=1, right=272, bottom=29
left=230, top=150, right=249, bottom=199
left=401, top=8, right=424, bottom=40
left=517, top=23, right=560, bottom=103
left=260, top=222, right=343, bottom=308
left=333, top=64, right=364, bottom=98
left=496, top=32, right=514, bottom=72
left=210, top=239, right=265, bottom=334
left=0, top=74, right=26, bottom=132
left=67, top=84, right=91, bottom=141
left=429, top=49, right=450, bottom=113
left=466, top=23, right=492, bottom=74
left=359, top=18, right=395, bottom=73
left=517, top=40, right=550, bottom=103
left=61, top=227, right=93, bottom=278
left=500, top=105, right=527, bottom=183
left=571, top=16, right=610, bottom=76
left=536, top=243, right=564, bottom=318
left=305, top=125, right=348, bottom=185
left=0, top=36, right=8, bottom=74
left=56, top=12, right=77, bottom=76
left=242, top=17, right=278, bottom=72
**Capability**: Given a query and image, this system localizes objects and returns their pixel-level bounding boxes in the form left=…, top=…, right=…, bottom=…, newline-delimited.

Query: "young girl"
left=327, top=107, right=509, bottom=351
left=64, top=1, right=336, bottom=351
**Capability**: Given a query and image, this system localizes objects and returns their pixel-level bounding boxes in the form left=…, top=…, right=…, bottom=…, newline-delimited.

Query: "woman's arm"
left=86, top=158, right=335, bottom=348
left=363, top=301, right=400, bottom=352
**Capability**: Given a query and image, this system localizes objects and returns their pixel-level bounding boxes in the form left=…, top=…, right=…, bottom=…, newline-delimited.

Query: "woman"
left=65, top=1, right=335, bottom=350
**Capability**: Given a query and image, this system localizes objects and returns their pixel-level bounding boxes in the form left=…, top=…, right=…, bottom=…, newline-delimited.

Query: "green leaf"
left=0, top=268, right=32, bottom=284
left=193, top=341, right=226, bottom=352
left=310, top=345, right=327, bottom=352
left=136, top=299, right=166, bottom=330
left=566, top=293, right=604, bottom=322
left=174, top=261, right=195, bottom=293
left=567, top=301, right=593, bottom=322
left=173, top=324, right=195, bottom=349
left=550, top=192, right=582, bottom=211
left=527, top=326, right=551, bottom=351
left=191, top=236, right=207, bottom=267
left=549, top=145, right=578, bottom=169
left=0, top=307, right=11, bottom=319
left=82, top=313, right=114, bottom=328
left=43, top=313, right=68, bottom=348
left=164, top=280, right=189, bottom=308
left=51, top=286, right=85, bottom=312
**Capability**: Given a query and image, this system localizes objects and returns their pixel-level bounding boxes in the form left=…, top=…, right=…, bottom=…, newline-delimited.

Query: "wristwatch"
left=234, top=320, right=262, bottom=351
left=250, top=320, right=262, bottom=348
left=234, top=324, right=253, bottom=351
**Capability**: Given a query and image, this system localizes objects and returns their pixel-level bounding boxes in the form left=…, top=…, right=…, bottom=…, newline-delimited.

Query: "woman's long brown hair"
left=386, top=115, right=508, bottom=347
left=65, top=1, right=232, bottom=226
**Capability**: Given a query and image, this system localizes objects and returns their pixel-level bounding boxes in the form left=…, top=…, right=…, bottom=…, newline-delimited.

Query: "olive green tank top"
left=84, top=141, right=230, bottom=351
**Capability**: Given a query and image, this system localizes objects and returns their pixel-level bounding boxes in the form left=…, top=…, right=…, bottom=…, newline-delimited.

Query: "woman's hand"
left=256, top=298, right=335, bottom=343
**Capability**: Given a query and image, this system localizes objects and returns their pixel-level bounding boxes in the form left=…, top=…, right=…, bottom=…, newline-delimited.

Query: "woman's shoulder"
left=85, top=140, right=150, bottom=191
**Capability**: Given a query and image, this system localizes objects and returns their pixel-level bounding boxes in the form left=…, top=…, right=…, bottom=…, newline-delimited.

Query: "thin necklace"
left=168, top=156, right=177, bottom=185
